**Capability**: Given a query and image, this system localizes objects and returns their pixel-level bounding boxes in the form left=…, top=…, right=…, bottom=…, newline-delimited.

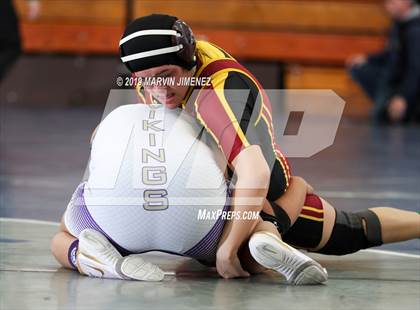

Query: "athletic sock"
left=67, top=239, right=79, bottom=270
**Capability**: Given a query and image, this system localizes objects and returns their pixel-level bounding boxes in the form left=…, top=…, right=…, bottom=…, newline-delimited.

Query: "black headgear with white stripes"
left=119, top=14, right=196, bottom=73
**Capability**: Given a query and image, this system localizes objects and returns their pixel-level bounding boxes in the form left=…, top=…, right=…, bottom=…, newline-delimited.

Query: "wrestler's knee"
left=281, top=194, right=325, bottom=249
left=50, top=232, right=64, bottom=258
left=316, top=209, right=383, bottom=255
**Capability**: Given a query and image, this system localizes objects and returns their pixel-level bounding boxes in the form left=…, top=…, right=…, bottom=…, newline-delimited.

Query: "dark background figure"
left=347, top=0, right=420, bottom=124
left=0, top=0, right=40, bottom=82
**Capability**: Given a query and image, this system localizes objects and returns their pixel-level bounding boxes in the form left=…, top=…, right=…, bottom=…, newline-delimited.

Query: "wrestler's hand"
left=346, top=54, right=367, bottom=67
left=388, top=96, right=407, bottom=123
left=27, top=0, right=41, bottom=20
left=216, top=246, right=250, bottom=279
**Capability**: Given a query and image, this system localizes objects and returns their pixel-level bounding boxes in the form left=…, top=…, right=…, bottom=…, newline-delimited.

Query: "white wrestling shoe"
left=249, top=231, right=328, bottom=285
left=77, top=229, right=164, bottom=281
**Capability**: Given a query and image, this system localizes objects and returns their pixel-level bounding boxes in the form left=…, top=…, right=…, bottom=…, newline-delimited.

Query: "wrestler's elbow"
left=232, top=145, right=271, bottom=190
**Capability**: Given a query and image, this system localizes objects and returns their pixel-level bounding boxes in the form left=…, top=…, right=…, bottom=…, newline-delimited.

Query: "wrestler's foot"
left=249, top=231, right=328, bottom=285
left=77, top=229, right=164, bottom=281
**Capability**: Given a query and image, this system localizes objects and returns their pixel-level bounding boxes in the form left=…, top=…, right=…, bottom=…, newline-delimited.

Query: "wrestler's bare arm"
left=215, top=145, right=270, bottom=278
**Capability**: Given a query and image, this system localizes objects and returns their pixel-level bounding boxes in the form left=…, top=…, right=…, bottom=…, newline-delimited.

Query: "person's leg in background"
left=371, top=81, right=396, bottom=123
left=403, top=91, right=420, bottom=123
left=349, top=62, right=394, bottom=123
left=0, top=0, right=22, bottom=82
left=350, top=63, right=383, bottom=101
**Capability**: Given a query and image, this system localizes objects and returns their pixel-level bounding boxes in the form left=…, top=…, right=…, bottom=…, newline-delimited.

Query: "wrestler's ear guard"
left=172, top=19, right=196, bottom=67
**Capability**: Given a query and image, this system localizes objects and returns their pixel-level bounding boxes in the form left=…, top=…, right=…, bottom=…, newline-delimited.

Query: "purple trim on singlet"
left=68, top=183, right=132, bottom=256
left=183, top=187, right=232, bottom=264
left=67, top=239, right=79, bottom=270
left=183, top=204, right=230, bottom=263
left=68, top=182, right=232, bottom=261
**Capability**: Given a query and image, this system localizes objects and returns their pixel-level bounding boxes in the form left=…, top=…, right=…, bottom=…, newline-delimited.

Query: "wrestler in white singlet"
left=64, top=104, right=229, bottom=264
